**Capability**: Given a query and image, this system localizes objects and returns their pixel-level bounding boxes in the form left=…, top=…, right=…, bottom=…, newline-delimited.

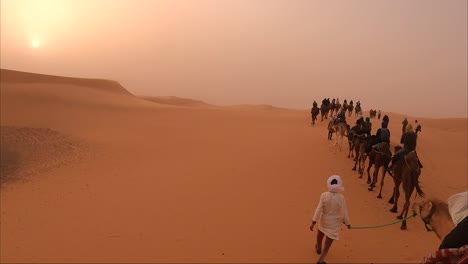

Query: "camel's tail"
left=413, top=172, right=425, bottom=198
left=415, top=182, right=424, bottom=198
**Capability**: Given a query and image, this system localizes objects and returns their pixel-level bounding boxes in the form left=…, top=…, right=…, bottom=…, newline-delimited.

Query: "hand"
left=346, top=224, right=351, bottom=229
left=310, top=224, right=315, bottom=231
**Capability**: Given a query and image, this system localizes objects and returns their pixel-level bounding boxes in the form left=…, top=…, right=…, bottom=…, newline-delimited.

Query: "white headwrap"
left=448, top=191, right=467, bottom=226
left=327, top=175, right=344, bottom=193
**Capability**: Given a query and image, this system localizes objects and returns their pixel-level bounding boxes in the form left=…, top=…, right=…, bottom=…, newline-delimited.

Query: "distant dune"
left=0, top=69, right=466, bottom=263
left=226, top=104, right=293, bottom=111
left=141, top=96, right=212, bottom=107
left=1, top=69, right=133, bottom=96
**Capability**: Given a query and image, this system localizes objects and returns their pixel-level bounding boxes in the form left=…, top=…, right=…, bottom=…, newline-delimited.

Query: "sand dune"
left=0, top=69, right=466, bottom=263
left=1, top=69, right=133, bottom=96
left=141, top=96, right=213, bottom=107
left=226, top=104, right=294, bottom=111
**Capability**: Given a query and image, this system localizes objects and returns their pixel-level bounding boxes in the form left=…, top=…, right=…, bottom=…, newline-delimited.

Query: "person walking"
left=310, top=175, right=351, bottom=264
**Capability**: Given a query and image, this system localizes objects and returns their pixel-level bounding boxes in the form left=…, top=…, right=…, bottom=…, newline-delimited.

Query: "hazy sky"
left=1, top=0, right=467, bottom=117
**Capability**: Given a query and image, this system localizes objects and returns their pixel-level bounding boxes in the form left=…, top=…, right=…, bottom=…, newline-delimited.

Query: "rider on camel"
left=362, top=117, right=372, bottom=136
left=335, top=107, right=346, bottom=124
left=371, top=120, right=391, bottom=155
left=387, top=124, right=423, bottom=175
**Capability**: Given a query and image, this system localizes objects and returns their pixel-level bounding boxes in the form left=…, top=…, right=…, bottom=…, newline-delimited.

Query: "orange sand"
left=1, top=69, right=466, bottom=263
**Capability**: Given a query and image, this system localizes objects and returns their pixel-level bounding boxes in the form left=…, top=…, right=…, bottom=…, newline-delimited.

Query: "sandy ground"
left=1, top=69, right=466, bottom=263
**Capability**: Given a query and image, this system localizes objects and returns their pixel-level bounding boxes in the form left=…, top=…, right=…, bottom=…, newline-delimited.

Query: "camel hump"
left=405, top=151, right=418, bottom=160
left=377, top=142, right=390, bottom=154
left=404, top=151, right=421, bottom=172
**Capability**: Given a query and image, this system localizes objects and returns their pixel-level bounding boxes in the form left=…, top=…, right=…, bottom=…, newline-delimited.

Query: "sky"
left=1, top=0, right=467, bottom=118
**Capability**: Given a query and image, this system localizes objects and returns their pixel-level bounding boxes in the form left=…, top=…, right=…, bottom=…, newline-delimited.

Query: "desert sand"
left=1, top=69, right=466, bottom=263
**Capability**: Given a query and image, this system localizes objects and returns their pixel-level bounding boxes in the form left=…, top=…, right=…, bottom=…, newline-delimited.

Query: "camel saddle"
left=372, top=142, right=391, bottom=157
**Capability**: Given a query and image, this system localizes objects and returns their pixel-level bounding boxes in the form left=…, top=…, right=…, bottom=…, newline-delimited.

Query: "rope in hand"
left=349, top=210, right=417, bottom=229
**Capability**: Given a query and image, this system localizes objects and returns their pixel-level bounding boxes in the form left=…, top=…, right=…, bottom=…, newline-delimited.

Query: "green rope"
left=350, top=210, right=417, bottom=229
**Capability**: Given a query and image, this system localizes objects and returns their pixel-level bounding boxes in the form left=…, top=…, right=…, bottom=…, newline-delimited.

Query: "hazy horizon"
left=1, top=0, right=467, bottom=118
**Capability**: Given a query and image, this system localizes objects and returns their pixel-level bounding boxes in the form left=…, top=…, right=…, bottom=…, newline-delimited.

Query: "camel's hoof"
left=368, top=187, right=373, bottom=191
left=397, top=215, right=403, bottom=220
left=366, top=180, right=371, bottom=184
left=358, top=175, right=363, bottom=179
left=390, top=208, right=397, bottom=213
left=352, top=168, right=356, bottom=171
left=400, top=225, right=407, bottom=230
left=377, top=195, right=382, bottom=199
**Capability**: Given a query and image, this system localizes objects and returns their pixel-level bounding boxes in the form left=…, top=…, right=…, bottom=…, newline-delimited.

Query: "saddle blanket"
left=421, top=244, right=468, bottom=264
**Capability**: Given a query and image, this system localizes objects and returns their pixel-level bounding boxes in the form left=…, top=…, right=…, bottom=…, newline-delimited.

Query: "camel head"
left=414, top=199, right=454, bottom=237
left=414, top=199, right=436, bottom=232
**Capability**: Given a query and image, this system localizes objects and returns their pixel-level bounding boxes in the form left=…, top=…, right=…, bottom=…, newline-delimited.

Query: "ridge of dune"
left=1, top=69, right=134, bottom=96
left=141, top=95, right=212, bottom=107
left=226, top=104, right=293, bottom=111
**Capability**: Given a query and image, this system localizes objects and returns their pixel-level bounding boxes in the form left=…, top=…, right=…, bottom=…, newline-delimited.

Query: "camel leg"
left=358, top=154, right=362, bottom=178
left=390, top=182, right=401, bottom=213
left=400, top=185, right=416, bottom=229
left=359, top=155, right=366, bottom=178
left=338, top=134, right=342, bottom=151
left=372, top=164, right=380, bottom=188
left=378, top=162, right=389, bottom=199
left=368, top=164, right=379, bottom=191
left=399, top=199, right=410, bottom=229
left=367, top=161, right=373, bottom=185
left=352, top=156, right=358, bottom=171
left=388, top=186, right=395, bottom=204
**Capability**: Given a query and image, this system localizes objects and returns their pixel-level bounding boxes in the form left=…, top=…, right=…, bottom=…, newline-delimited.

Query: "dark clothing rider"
left=388, top=124, right=422, bottom=174
left=362, top=117, right=372, bottom=136
left=335, top=108, right=346, bottom=124
left=375, top=122, right=391, bottom=144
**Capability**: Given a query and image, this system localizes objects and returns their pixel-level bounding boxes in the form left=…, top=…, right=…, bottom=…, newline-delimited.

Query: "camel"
left=347, top=104, right=354, bottom=117
left=334, top=103, right=341, bottom=115
left=327, top=101, right=335, bottom=116
left=355, top=104, right=362, bottom=117
left=367, top=143, right=392, bottom=198
left=333, top=122, right=349, bottom=151
left=346, top=127, right=357, bottom=158
left=311, top=106, right=320, bottom=125
left=352, top=136, right=371, bottom=177
left=320, top=104, right=329, bottom=122
left=327, top=120, right=335, bottom=140
left=417, top=196, right=468, bottom=263
left=388, top=146, right=424, bottom=229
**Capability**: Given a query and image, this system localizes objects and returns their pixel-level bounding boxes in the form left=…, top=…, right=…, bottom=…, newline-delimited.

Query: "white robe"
left=313, top=191, right=350, bottom=240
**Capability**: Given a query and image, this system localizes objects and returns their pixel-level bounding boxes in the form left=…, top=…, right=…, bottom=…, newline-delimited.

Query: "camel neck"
left=430, top=211, right=455, bottom=241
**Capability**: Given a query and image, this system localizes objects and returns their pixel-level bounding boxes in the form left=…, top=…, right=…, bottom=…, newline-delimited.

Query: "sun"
left=31, top=39, right=41, bottom=48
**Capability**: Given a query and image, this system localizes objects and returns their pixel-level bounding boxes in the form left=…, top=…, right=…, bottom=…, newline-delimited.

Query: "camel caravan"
left=309, top=98, right=468, bottom=263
